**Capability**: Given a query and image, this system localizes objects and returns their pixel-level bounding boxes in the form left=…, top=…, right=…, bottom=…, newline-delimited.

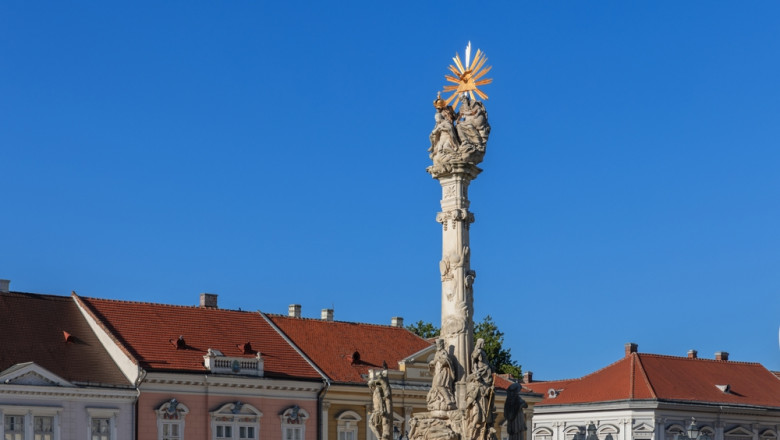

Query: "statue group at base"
left=408, top=338, right=498, bottom=440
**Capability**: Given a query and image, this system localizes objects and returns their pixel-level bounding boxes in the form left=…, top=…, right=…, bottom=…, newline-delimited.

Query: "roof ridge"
left=266, top=313, right=417, bottom=330
left=634, top=353, right=657, bottom=398
left=4, top=290, right=71, bottom=300
left=638, top=353, right=761, bottom=366
left=80, top=295, right=256, bottom=313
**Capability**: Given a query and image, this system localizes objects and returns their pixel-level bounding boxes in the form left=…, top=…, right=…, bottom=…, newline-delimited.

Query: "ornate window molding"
left=336, top=410, right=361, bottom=440
left=534, top=427, right=554, bottom=440
left=156, top=399, right=189, bottom=440
left=210, top=401, right=262, bottom=440
left=280, top=406, right=309, bottom=440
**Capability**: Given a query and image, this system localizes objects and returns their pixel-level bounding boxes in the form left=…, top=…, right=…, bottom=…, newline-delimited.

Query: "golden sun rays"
left=442, top=42, right=493, bottom=109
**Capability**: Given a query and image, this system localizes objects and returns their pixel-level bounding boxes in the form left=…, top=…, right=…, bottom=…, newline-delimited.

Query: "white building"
left=524, top=344, right=780, bottom=440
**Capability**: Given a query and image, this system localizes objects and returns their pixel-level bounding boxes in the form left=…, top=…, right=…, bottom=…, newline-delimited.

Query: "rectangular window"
left=4, top=415, right=24, bottom=440
left=339, top=431, right=356, bottom=440
left=34, top=416, right=54, bottom=440
left=239, top=426, right=255, bottom=439
left=162, top=422, right=182, bottom=440
left=216, top=425, right=233, bottom=439
left=91, top=418, right=110, bottom=440
left=285, top=427, right=302, bottom=440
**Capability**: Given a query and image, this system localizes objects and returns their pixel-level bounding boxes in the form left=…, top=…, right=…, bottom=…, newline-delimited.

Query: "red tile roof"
left=76, top=295, right=321, bottom=380
left=524, top=352, right=780, bottom=408
left=0, top=291, right=130, bottom=386
left=265, top=314, right=432, bottom=384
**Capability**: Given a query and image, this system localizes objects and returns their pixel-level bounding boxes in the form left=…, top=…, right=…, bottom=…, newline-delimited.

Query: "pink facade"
left=138, top=390, right=318, bottom=440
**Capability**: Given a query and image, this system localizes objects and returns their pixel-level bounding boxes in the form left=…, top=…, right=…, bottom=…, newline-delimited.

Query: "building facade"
left=524, top=344, right=780, bottom=440
left=0, top=287, right=137, bottom=440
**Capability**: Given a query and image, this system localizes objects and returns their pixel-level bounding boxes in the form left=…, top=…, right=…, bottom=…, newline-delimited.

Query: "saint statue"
left=426, top=339, right=457, bottom=411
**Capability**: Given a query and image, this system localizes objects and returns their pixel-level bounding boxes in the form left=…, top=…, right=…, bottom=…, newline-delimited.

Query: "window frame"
left=155, top=399, right=190, bottom=440
left=279, top=406, right=309, bottom=440
left=209, top=402, right=262, bottom=440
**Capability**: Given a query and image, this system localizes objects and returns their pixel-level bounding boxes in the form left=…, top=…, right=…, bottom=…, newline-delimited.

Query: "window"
left=161, top=423, right=182, bottom=440
left=34, top=416, right=54, bottom=440
left=280, top=406, right=308, bottom=440
left=87, top=407, right=120, bottom=440
left=156, top=399, right=189, bottom=440
left=210, top=402, right=261, bottom=440
left=336, top=410, right=361, bottom=440
left=91, top=418, right=111, bottom=440
left=4, top=415, right=24, bottom=440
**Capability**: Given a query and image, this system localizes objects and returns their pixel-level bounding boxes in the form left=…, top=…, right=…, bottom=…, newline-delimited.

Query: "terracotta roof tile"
left=77, top=296, right=321, bottom=380
left=266, top=314, right=432, bottom=384
left=0, top=291, right=130, bottom=386
left=525, top=353, right=780, bottom=408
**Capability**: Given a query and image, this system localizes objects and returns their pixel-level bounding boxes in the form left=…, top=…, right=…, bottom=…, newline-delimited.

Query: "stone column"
left=435, top=162, right=480, bottom=399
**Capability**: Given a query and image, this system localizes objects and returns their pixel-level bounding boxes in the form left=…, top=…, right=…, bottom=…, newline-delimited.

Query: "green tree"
left=474, top=315, right=522, bottom=379
left=406, top=320, right=440, bottom=339
left=406, top=316, right=522, bottom=379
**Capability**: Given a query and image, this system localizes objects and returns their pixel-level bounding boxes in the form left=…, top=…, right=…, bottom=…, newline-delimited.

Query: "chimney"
left=715, top=351, right=729, bottom=361
left=288, top=304, right=301, bottom=318
left=523, top=371, right=533, bottom=383
left=0, top=279, right=9, bottom=293
left=321, top=308, right=334, bottom=321
left=199, top=293, right=218, bottom=308
left=687, top=349, right=698, bottom=359
left=625, top=342, right=638, bottom=357
left=391, top=316, right=404, bottom=328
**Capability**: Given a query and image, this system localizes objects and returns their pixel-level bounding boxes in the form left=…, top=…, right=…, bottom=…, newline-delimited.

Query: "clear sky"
left=2, top=2, right=779, bottom=380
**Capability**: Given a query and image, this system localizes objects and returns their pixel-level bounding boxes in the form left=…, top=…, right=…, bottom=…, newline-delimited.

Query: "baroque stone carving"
left=428, top=93, right=490, bottom=178
left=442, top=301, right=469, bottom=338
left=464, top=339, right=497, bottom=440
left=427, top=339, right=457, bottom=411
left=504, top=383, right=528, bottom=440
left=436, top=210, right=475, bottom=231
left=368, top=368, right=394, bottom=440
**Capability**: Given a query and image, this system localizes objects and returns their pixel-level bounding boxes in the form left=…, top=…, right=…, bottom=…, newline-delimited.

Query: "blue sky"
left=2, top=2, right=779, bottom=380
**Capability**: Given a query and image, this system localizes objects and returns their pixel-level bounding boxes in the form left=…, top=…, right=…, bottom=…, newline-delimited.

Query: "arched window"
left=336, top=410, right=362, bottom=440
left=210, top=402, right=262, bottom=440
left=760, top=429, right=778, bottom=440
left=534, top=427, right=554, bottom=440
left=280, top=405, right=309, bottom=440
left=565, top=426, right=584, bottom=440
left=598, top=424, right=620, bottom=440
left=156, top=398, right=190, bottom=440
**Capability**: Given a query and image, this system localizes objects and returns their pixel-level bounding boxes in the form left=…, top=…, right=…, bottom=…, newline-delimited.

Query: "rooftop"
left=0, top=291, right=130, bottom=387
left=266, top=313, right=432, bottom=384
left=524, top=349, right=780, bottom=408
left=76, top=294, right=322, bottom=380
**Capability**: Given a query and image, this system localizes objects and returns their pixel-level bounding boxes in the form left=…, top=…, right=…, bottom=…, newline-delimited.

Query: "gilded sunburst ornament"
left=442, top=42, right=493, bottom=109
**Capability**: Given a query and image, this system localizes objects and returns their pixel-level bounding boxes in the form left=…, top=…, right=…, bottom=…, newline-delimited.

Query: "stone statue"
left=427, top=339, right=457, bottom=411
left=428, top=92, right=491, bottom=178
left=471, top=338, right=493, bottom=386
left=456, top=94, right=490, bottom=159
left=462, top=338, right=497, bottom=440
left=504, top=383, right=528, bottom=440
left=368, top=368, right=394, bottom=440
